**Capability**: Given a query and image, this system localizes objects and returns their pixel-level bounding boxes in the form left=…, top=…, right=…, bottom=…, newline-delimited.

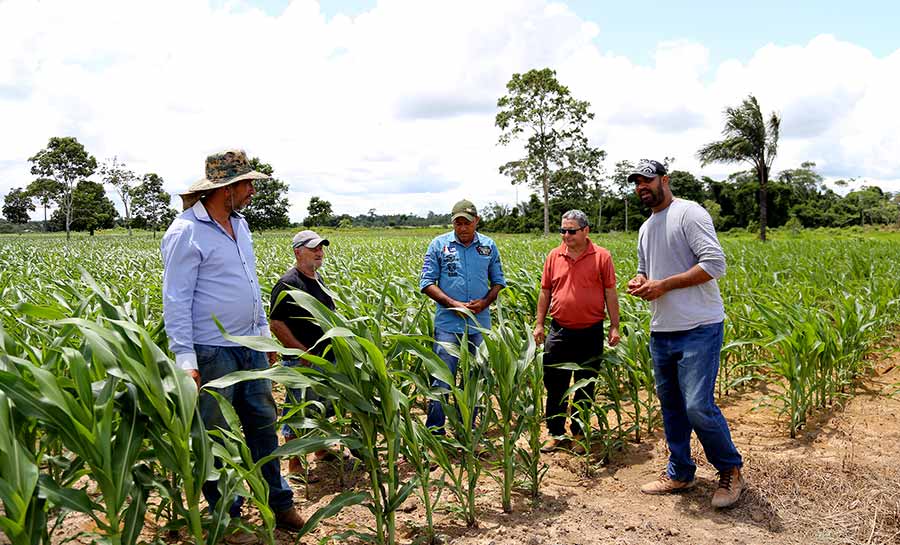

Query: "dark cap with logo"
left=451, top=199, right=478, bottom=222
left=627, top=160, right=668, bottom=184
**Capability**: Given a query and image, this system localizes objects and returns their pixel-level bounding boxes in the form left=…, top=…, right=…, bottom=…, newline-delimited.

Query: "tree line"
left=0, top=138, right=295, bottom=236
left=4, top=70, right=899, bottom=236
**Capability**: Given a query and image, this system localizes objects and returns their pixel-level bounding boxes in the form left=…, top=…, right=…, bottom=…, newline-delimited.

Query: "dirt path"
left=293, top=345, right=900, bottom=545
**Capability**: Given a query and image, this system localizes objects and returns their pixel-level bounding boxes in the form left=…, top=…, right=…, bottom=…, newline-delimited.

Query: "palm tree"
left=697, top=95, right=780, bottom=241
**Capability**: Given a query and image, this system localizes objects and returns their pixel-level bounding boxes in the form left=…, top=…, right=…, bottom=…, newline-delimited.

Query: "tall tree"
left=568, top=146, right=607, bottom=230
left=99, top=156, right=139, bottom=235
left=50, top=180, right=117, bottom=235
left=26, top=178, right=63, bottom=231
left=131, top=173, right=175, bottom=236
left=29, top=137, right=97, bottom=240
left=611, top=160, right=636, bottom=232
left=697, top=95, right=780, bottom=241
left=496, top=68, right=594, bottom=235
left=2, top=188, right=35, bottom=224
left=242, top=157, right=290, bottom=230
left=305, top=196, right=333, bottom=226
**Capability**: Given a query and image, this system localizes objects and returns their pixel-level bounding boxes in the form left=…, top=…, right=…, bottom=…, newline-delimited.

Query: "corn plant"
left=208, top=289, right=418, bottom=545
left=397, top=402, right=444, bottom=545
left=479, top=307, right=536, bottom=512
left=0, top=390, right=48, bottom=545
left=403, top=327, right=491, bottom=527
left=519, top=350, right=548, bottom=503
left=0, top=348, right=149, bottom=545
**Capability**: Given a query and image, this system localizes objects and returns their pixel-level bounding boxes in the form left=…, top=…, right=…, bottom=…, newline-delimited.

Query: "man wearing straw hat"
left=161, top=149, right=305, bottom=538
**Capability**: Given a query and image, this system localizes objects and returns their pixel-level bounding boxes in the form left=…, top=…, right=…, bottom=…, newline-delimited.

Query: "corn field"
left=1, top=231, right=899, bottom=544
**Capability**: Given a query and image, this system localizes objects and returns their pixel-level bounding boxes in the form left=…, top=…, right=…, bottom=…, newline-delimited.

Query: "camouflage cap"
left=179, top=149, right=269, bottom=210
left=451, top=199, right=478, bottom=222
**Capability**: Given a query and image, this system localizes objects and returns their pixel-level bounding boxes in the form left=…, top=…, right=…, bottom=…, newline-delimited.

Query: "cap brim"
left=295, top=238, right=330, bottom=249
left=451, top=212, right=476, bottom=222
left=180, top=170, right=269, bottom=197
left=179, top=170, right=270, bottom=210
left=627, top=172, right=659, bottom=183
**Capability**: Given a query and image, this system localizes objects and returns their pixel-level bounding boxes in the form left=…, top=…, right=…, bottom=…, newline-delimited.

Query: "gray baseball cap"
left=292, top=230, right=330, bottom=249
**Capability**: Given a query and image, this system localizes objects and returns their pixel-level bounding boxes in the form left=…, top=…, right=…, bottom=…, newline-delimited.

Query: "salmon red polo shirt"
left=540, top=240, right=617, bottom=329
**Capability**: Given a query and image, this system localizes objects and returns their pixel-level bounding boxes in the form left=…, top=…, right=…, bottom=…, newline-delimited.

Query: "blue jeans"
left=281, top=357, right=334, bottom=441
left=196, top=344, right=294, bottom=515
left=649, top=322, right=742, bottom=482
left=425, top=329, right=483, bottom=431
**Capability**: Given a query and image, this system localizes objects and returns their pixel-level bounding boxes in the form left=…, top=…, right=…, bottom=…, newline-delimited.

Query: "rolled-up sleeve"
left=419, top=239, right=440, bottom=291
left=488, top=243, right=506, bottom=287
left=161, top=221, right=201, bottom=370
left=683, top=205, right=726, bottom=279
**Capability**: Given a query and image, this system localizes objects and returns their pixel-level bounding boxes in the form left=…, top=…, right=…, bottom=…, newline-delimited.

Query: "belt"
left=550, top=319, right=604, bottom=332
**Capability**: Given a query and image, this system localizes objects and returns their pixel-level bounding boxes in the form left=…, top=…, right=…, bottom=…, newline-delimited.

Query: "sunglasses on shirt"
left=558, top=227, right=586, bottom=235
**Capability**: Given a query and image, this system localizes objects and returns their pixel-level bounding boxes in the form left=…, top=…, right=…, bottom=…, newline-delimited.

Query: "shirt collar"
left=559, top=237, right=596, bottom=260
left=452, top=231, right=481, bottom=246
left=191, top=200, right=244, bottom=223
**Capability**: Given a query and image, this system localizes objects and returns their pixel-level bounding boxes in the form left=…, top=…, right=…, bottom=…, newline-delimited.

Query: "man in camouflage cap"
left=162, top=149, right=305, bottom=539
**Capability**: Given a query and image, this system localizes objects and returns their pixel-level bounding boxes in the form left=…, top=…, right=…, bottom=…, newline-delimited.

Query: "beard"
left=639, top=186, right=664, bottom=208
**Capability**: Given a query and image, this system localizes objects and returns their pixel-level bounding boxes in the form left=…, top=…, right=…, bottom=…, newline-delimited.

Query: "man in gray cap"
left=161, top=149, right=305, bottom=537
left=269, top=230, right=341, bottom=472
left=419, top=199, right=506, bottom=432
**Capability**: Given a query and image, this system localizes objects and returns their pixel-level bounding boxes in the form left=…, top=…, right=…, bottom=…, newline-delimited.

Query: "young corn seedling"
left=403, top=327, right=491, bottom=528
left=480, top=305, right=535, bottom=513
left=518, top=350, right=548, bottom=503
left=398, top=401, right=444, bottom=545
left=209, top=289, right=418, bottom=545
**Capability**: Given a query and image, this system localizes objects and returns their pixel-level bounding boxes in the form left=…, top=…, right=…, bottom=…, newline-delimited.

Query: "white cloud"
left=1, top=1, right=898, bottom=224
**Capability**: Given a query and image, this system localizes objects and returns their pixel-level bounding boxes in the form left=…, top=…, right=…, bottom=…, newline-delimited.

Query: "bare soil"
left=39, top=342, right=900, bottom=545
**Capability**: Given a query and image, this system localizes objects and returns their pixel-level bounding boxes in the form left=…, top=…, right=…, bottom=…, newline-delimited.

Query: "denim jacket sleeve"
left=419, top=238, right=441, bottom=291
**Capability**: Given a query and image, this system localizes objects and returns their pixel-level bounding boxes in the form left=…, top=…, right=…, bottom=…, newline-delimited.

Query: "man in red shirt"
left=533, top=209, right=621, bottom=452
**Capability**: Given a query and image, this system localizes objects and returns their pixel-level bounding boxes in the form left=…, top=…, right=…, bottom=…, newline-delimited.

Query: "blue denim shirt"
left=419, top=231, right=506, bottom=334
left=161, top=201, right=269, bottom=371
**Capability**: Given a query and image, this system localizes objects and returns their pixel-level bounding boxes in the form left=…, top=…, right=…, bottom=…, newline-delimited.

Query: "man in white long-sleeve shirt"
left=625, top=159, right=744, bottom=509
left=161, top=149, right=304, bottom=537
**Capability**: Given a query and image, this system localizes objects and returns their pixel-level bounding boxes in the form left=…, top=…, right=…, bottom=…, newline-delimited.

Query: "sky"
left=1, top=0, right=898, bottom=222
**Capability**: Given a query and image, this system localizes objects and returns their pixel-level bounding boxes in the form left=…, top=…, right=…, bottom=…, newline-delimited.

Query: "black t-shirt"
left=270, top=267, right=336, bottom=358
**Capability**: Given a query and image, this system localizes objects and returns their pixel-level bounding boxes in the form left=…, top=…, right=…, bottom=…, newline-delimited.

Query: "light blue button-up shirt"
left=419, top=231, right=506, bottom=334
left=161, top=201, right=270, bottom=371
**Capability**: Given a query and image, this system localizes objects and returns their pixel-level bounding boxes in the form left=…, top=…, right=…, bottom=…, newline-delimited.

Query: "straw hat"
left=179, top=149, right=269, bottom=210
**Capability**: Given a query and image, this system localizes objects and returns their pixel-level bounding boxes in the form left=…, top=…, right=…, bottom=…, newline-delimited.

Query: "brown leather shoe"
left=223, top=527, right=259, bottom=545
left=711, top=467, right=745, bottom=508
left=570, top=434, right=587, bottom=455
left=540, top=437, right=571, bottom=453
left=275, top=507, right=306, bottom=532
left=287, top=456, right=304, bottom=475
left=640, top=472, right=696, bottom=495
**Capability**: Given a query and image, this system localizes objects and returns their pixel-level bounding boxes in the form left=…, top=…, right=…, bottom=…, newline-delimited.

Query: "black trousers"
left=542, top=320, right=605, bottom=437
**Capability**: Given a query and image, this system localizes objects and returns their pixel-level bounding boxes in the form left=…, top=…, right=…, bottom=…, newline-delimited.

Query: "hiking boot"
left=275, top=507, right=306, bottom=532
left=711, top=467, right=745, bottom=508
left=224, top=528, right=259, bottom=545
left=287, top=456, right=304, bottom=475
left=570, top=434, right=587, bottom=455
left=640, top=473, right=696, bottom=495
left=540, top=437, right=571, bottom=453
left=314, top=448, right=344, bottom=462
